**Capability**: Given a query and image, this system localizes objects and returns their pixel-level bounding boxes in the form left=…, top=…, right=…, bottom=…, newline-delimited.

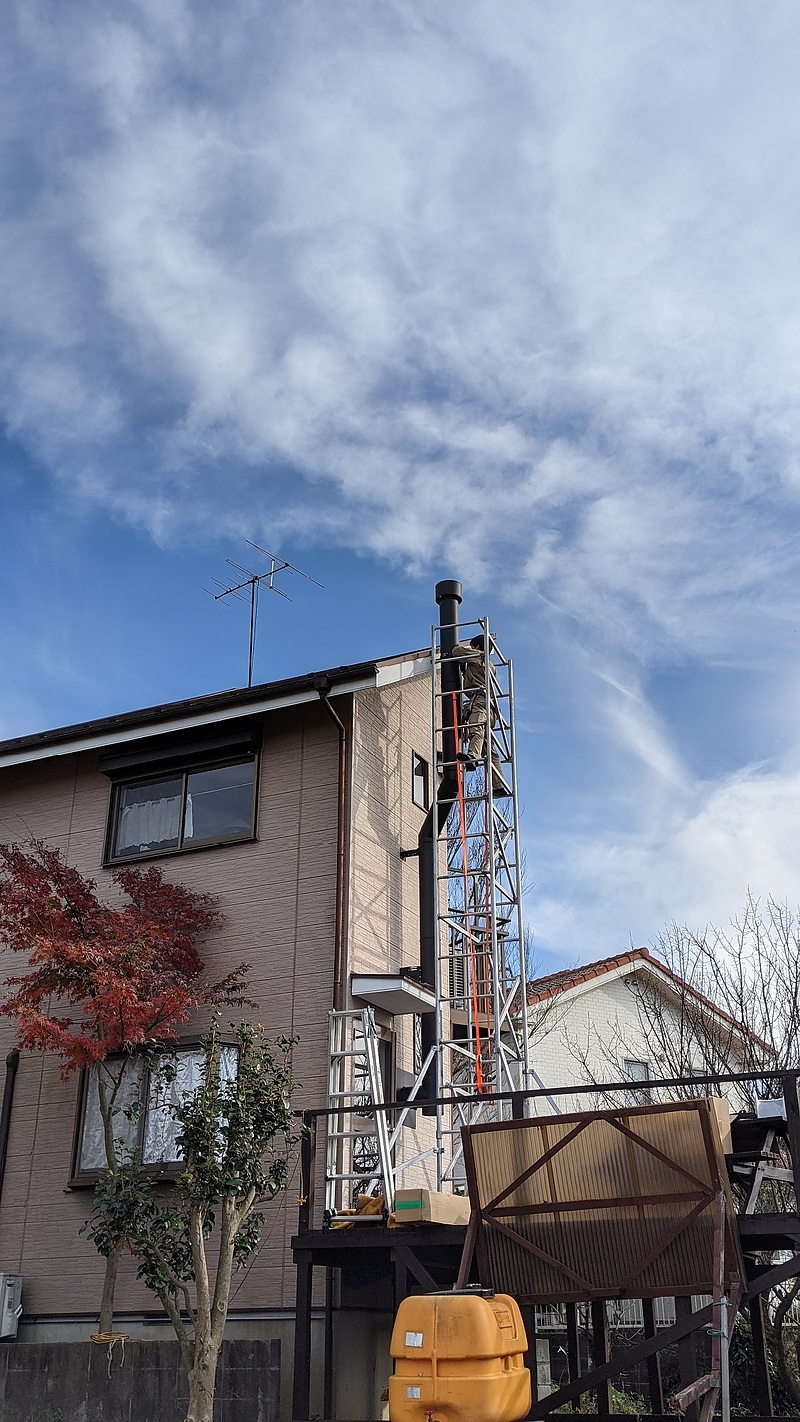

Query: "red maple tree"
left=0, top=840, right=236, bottom=1070
left=0, top=838, right=245, bottom=1333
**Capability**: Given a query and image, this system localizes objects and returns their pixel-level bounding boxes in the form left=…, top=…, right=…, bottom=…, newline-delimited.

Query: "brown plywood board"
left=462, top=1098, right=744, bottom=1303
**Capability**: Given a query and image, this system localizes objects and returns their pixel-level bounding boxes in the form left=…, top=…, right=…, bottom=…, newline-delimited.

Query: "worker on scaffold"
left=449, top=633, right=510, bottom=797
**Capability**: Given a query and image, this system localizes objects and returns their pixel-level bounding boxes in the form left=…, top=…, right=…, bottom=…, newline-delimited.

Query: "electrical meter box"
left=389, top=1290, right=530, bottom=1422
left=0, top=1275, right=22, bottom=1338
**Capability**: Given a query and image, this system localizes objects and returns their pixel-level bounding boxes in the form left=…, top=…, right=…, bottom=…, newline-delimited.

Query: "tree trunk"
left=185, top=1338, right=222, bottom=1422
left=766, top=1280, right=800, bottom=1412
left=96, top=1062, right=125, bottom=1337
left=182, top=1195, right=247, bottom=1422
left=98, top=1238, right=124, bottom=1335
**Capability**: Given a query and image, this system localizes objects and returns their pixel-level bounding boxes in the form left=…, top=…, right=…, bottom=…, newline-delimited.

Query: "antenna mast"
left=205, top=542, right=323, bottom=687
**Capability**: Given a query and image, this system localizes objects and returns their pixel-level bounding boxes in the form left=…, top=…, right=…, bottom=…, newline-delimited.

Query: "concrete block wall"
left=0, top=1337, right=280, bottom=1422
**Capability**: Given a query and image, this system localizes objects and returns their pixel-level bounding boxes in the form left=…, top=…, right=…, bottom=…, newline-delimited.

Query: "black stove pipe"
left=0, top=1049, right=19, bottom=1213
left=434, top=580, right=463, bottom=830
left=418, top=579, right=462, bottom=1111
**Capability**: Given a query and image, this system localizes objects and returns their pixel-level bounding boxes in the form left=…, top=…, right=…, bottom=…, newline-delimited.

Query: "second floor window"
left=108, top=757, right=257, bottom=862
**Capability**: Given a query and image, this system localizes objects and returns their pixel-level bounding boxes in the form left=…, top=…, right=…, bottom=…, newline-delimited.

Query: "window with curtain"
left=73, top=1044, right=239, bottom=1181
left=108, top=757, right=256, bottom=862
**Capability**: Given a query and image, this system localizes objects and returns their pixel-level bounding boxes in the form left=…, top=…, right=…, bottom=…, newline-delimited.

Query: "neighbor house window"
left=108, top=757, right=257, bottom=862
left=73, top=1045, right=238, bottom=1183
left=624, top=1058, right=651, bottom=1105
left=411, top=752, right=429, bottom=810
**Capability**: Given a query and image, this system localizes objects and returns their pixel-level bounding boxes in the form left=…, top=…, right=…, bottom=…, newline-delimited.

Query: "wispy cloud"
left=531, top=757, right=800, bottom=960
left=5, top=1, right=800, bottom=955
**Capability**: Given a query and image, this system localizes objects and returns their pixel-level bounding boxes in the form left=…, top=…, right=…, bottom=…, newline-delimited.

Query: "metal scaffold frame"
left=431, top=613, right=532, bottom=1188
left=321, top=594, right=533, bottom=1216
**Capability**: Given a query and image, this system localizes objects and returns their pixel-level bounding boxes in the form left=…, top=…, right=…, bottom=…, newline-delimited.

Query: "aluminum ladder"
left=324, top=1007, right=394, bottom=1221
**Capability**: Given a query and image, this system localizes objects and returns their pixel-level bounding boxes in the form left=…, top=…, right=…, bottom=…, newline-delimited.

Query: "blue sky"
left=4, top=1, right=800, bottom=972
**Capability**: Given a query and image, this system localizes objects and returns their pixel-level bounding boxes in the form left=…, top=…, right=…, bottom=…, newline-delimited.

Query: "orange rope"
left=452, top=692, right=484, bottom=1093
left=482, top=781, right=493, bottom=1035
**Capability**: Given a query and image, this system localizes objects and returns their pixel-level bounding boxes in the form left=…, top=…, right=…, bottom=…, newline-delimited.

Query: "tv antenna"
left=205, top=542, right=323, bottom=688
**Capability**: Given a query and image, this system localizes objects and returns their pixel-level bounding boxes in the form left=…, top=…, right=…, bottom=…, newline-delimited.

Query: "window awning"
left=350, top=974, right=437, bottom=1016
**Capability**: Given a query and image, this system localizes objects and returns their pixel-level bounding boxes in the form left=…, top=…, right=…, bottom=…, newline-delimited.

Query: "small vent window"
left=411, top=752, right=429, bottom=810
left=623, top=1058, right=651, bottom=1105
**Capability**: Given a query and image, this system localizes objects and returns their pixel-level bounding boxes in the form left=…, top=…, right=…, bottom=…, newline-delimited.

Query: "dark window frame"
left=411, top=751, right=430, bottom=811
left=103, top=752, right=259, bottom=865
left=69, top=1038, right=238, bottom=1188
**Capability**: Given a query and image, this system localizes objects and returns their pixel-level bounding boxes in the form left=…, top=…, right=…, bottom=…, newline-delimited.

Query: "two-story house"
left=0, top=643, right=439, bottom=1418
left=526, top=948, right=759, bottom=1115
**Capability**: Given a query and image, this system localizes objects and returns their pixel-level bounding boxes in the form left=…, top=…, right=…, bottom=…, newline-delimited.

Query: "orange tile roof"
left=526, top=948, right=654, bottom=1004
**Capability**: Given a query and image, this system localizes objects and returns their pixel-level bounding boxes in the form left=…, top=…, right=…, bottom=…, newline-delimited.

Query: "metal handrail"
left=294, top=1066, right=800, bottom=1235
left=295, top=1065, right=800, bottom=1120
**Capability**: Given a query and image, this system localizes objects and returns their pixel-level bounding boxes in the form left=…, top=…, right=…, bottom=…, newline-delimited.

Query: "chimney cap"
left=435, top=580, right=462, bottom=605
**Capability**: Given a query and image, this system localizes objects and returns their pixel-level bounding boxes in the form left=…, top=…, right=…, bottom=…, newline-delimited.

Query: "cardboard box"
left=393, top=1189, right=470, bottom=1226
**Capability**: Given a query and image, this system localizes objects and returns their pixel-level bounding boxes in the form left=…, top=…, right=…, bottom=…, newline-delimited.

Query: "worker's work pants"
left=462, top=694, right=506, bottom=791
left=463, top=692, right=489, bottom=761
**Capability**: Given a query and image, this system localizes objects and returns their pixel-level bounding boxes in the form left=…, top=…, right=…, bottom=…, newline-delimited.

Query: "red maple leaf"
left=0, top=840, right=240, bottom=1078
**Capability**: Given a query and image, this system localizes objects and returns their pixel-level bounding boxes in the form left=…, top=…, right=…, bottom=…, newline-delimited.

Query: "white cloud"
left=530, top=757, right=800, bottom=964
left=6, top=1, right=800, bottom=956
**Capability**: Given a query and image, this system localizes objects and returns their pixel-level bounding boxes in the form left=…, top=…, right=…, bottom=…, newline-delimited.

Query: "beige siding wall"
left=348, top=675, right=431, bottom=981
left=0, top=701, right=340, bottom=1320
left=348, top=671, right=440, bottom=1191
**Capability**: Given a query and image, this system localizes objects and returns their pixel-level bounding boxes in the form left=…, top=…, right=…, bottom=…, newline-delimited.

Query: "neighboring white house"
left=525, top=947, right=761, bottom=1116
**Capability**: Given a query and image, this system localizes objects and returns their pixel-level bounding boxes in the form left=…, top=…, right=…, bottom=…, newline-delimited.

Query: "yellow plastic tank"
left=389, top=1290, right=531, bottom=1422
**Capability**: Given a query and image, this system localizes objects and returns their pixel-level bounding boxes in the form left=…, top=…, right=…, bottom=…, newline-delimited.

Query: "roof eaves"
left=526, top=949, right=650, bottom=1005
left=0, top=648, right=431, bottom=769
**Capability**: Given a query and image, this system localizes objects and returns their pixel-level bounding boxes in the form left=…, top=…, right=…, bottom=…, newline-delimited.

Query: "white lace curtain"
left=115, top=792, right=194, bottom=853
left=80, top=1046, right=238, bottom=1169
left=79, top=1058, right=144, bottom=1171
left=143, top=1046, right=238, bottom=1163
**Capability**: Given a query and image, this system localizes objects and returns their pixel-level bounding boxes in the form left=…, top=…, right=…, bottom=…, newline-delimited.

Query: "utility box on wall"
left=0, top=1276, right=22, bottom=1338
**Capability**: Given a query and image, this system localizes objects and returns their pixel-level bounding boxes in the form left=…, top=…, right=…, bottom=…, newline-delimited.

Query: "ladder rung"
left=326, top=1171, right=382, bottom=1182
left=328, top=1130, right=379, bottom=1140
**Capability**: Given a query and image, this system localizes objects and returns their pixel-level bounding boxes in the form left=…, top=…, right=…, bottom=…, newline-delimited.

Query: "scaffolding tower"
left=322, top=591, right=533, bottom=1218
left=430, top=611, right=532, bottom=1187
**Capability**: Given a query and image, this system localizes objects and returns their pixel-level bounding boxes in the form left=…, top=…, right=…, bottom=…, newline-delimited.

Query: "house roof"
left=0, top=648, right=431, bottom=768
left=526, top=949, right=654, bottom=1005
left=527, top=947, right=770, bottom=1053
